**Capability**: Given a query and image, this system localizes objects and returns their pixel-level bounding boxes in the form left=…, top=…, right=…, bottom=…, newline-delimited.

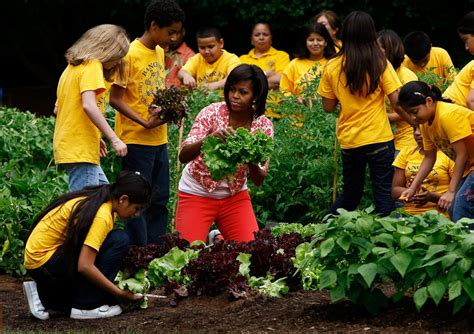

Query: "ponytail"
left=27, top=170, right=152, bottom=274
left=398, top=81, right=452, bottom=109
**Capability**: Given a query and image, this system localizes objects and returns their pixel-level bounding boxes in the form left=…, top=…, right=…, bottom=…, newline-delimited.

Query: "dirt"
left=1, top=275, right=473, bottom=333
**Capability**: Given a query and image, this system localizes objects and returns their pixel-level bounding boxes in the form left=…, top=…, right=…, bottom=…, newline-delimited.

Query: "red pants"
left=175, top=190, right=259, bottom=243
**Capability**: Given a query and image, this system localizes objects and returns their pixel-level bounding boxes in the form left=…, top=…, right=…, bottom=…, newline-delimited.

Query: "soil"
left=1, top=275, right=473, bottom=333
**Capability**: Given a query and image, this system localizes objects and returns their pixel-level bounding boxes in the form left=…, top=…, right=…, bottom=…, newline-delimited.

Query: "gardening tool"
left=170, top=123, right=185, bottom=232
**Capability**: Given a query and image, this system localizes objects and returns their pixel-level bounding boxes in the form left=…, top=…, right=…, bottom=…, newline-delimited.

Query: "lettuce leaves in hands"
left=201, top=128, right=274, bottom=181
left=115, top=268, right=150, bottom=309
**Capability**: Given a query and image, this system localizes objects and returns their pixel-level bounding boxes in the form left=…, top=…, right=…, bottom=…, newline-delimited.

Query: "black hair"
left=377, top=29, right=405, bottom=70
left=298, top=22, right=336, bottom=60
left=224, top=64, right=268, bottom=117
left=196, top=27, right=222, bottom=41
left=403, top=31, right=432, bottom=61
left=398, top=81, right=452, bottom=109
left=144, top=0, right=185, bottom=30
left=27, top=170, right=152, bottom=273
left=340, top=11, right=387, bottom=96
left=252, top=22, right=272, bottom=34
left=457, top=11, right=474, bottom=35
left=314, top=10, right=342, bottom=40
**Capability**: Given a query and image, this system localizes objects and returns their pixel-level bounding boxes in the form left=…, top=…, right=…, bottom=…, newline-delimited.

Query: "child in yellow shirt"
left=280, top=23, right=336, bottom=95
left=179, top=27, right=240, bottom=91
left=392, top=126, right=454, bottom=215
left=23, top=171, right=151, bottom=320
left=399, top=81, right=474, bottom=224
left=109, top=0, right=185, bottom=246
left=318, top=11, right=415, bottom=217
left=402, top=31, right=456, bottom=81
left=54, top=24, right=129, bottom=192
left=377, top=29, right=418, bottom=153
left=443, top=12, right=474, bottom=109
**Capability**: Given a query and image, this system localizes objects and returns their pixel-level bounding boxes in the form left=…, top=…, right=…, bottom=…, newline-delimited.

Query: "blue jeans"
left=28, top=230, right=129, bottom=311
left=450, top=171, right=474, bottom=228
left=122, top=144, right=170, bottom=245
left=62, top=163, right=109, bottom=192
left=331, top=140, right=395, bottom=216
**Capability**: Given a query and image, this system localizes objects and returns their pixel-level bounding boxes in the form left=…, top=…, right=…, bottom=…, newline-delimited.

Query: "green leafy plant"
left=292, top=242, right=323, bottom=291
left=151, top=86, right=189, bottom=126
left=201, top=128, right=274, bottom=181
left=115, top=268, right=150, bottom=309
left=0, top=107, right=68, bottom=276
left=297, top=209, right=474, bottom=315
left=417, top=66, right=456, bottom=93
left=148, top=246, right=200, bottom=288
left=249, top=74, right=340, bottom=225
left=237, top=253, right=289, bottom=297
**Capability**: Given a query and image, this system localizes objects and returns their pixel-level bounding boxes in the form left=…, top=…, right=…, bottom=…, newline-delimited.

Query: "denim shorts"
left=62, top=163, right=109, bottom=192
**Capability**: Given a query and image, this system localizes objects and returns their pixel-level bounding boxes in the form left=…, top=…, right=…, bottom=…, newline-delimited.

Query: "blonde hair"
left=65, top=24, right=130, bottom=81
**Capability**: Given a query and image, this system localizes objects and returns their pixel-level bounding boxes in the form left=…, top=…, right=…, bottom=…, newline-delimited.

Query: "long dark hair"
left=398, top=81, right=452, bottom=109
left=27, top=171, right=152, bottom=271
left=298, top=23, right=336, bottom=60
left=224, top=64, right=268, bottom=117
left=377, top=29, right=405, bottom=70
left=340, top=11, right=387, bottom=96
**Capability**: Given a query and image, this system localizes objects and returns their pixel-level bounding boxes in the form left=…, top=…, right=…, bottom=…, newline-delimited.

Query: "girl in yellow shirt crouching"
left=23, top=171, right=151, bottom=320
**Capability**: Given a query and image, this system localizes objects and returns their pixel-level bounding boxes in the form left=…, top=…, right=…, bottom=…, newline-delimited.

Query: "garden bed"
left=2, top=275, right=473, bottom=333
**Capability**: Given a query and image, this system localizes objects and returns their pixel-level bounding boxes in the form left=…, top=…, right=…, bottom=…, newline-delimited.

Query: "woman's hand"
left=438, top=190, right=455, bottom=211
left=211, top=127, right=236, bottom=142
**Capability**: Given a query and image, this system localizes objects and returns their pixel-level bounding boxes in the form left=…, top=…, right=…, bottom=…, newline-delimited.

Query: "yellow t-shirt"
left=239, top=47, right=290, bottom=74
left=420, top=101, right=474, bottom=176
left=24, top=198, right=115, bottom=269
left=391, top=65, right=418, bottom=151
left=114, top=39, right=167, bottom=146
left=182, top=50, right=241, bottom=85
left=443, top=60, right=474, bottom=107
left=393, top=145, right=454, bottom=215
left=280, top=58, right=328, bottom=95
left=54, top=60, right=106, bottom=165
left=318, top=57, right=401, bottom=149
left=403, top=47, right=455, bottom=81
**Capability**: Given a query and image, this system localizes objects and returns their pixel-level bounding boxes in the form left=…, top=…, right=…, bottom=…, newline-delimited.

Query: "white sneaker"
left=208, top=229, right=222, bottom=246
left=23, top=281, right=49, bottom=320
left=70, top=304, right=122, bottom=319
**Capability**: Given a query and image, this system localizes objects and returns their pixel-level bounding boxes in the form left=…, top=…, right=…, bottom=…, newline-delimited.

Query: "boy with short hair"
left=178, top=27, right=241, bottom=91
left=165, top=28, right=195, bottom=87
left=109, top=0, right=185, bottom=246
left=402, top=31, right=456, bottom=81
